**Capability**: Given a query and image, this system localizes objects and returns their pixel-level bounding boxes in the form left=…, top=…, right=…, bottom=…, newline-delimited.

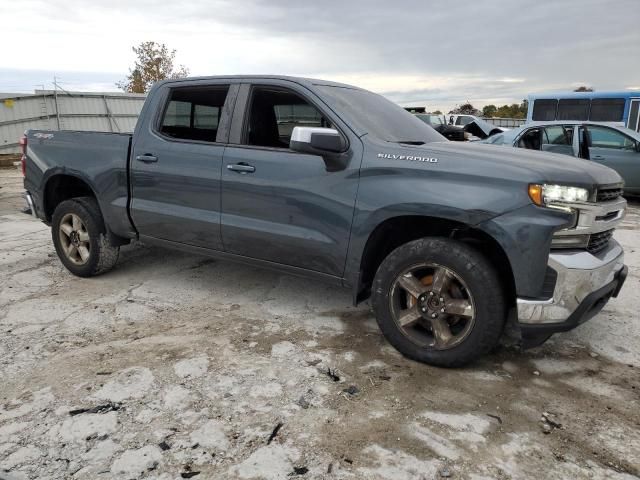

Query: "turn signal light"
left=528, top=184, right=543, bottom=206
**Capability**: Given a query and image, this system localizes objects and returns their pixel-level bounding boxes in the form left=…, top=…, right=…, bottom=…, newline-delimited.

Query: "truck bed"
left=24, top=130, right=135, bottom=238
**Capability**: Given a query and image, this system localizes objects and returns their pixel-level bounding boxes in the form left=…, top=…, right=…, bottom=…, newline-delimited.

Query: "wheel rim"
left=58, top=213, right=91, bottom=266
left=389, top=263, right=476, bottom=350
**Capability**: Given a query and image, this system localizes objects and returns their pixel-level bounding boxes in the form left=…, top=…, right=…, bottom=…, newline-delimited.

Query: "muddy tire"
left=371, top=237, right=506, bottom=367
left=51, top=197, right=119, bottom=277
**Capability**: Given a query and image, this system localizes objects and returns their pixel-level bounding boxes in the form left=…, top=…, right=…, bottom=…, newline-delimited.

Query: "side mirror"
left=289, top=127, right=349, bottom=171
left=290, top=127, right=347, bottom=154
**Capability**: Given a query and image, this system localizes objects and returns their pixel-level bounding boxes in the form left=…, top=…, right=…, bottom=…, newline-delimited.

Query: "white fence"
left=483, top=117, right=526, bottom=128
left=0, top=90, right=146, bottom=154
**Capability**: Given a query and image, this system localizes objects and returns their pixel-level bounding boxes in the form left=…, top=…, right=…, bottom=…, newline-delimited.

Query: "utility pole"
left=53, top=76, right=61, bottom=130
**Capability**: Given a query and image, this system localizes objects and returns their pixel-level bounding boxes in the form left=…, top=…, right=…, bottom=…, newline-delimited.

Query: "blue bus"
left=526, top=91, right=640, bottom=132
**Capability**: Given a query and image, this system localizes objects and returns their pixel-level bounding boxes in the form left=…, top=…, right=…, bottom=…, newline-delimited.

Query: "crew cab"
left=21, top=76, right=628, bottom=366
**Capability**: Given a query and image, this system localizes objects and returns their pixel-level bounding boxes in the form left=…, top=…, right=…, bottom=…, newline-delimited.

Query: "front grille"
left=596, top=187, right=623, bottom=202
left=587, top=229, right=614, bottom=254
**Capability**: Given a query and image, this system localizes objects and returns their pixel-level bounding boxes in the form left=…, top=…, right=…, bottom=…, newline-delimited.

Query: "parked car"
left=21, top=75, right=627, bottom=367
left=448, top=114, right=507, bottom=139
left=414, top=113, right=466, bottom=141
left=480, top=121, right=640, bottom=195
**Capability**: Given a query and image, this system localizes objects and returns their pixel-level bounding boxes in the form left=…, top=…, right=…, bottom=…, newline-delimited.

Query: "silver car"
left=481, top=121, right=640, bottom=195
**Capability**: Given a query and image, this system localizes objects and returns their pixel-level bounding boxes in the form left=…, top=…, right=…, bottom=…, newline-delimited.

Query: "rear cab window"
left=159, top=85, right=229, bottom=142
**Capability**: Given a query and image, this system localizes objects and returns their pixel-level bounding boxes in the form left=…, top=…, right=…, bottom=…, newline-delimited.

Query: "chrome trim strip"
left=553, top=197, right=626, bottom=237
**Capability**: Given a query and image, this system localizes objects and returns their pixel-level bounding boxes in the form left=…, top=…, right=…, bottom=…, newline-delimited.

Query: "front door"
left=220, top=83, right=361, bottom=277
left=130, top=82, right=236, bottom=250
left=581, top=125, right=640, bottom=191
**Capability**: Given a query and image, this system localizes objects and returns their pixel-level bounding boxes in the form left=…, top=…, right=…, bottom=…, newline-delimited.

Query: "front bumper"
left=517, top=239, right=627, bottom=341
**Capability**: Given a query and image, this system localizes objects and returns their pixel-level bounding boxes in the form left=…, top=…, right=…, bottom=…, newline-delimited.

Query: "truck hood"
left=393, top=141, right=623, bottom=188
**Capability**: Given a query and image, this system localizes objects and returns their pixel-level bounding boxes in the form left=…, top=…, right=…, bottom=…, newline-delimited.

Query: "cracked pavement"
left=1, top=167, right=639, bottom=479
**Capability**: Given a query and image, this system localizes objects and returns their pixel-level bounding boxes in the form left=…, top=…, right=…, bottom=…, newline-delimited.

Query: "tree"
left=488, top=100, right=528, bottom=119
left=449, top=103, right=481, bottom=115
left=482, top=105, right=497, bottom=117
left=432, top=109, right=442, bottom=115
left=117, top=42, right=189, bottom=93
left=574, top=86, right=594, bottom=92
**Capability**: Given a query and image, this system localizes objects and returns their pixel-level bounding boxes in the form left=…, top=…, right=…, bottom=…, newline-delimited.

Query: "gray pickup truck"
left=22, top=76, right=628, bottom=366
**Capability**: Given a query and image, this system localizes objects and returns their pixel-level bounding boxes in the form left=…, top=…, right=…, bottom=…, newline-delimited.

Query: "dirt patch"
left=1, top=169, right=639, bottom=479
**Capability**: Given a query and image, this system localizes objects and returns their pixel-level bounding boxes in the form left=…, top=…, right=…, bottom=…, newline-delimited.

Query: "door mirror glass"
left=290, top=127, right=346, bottom=154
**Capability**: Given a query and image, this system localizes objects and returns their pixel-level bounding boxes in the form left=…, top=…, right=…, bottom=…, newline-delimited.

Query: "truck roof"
left=154, top=75, right=362, bottom=90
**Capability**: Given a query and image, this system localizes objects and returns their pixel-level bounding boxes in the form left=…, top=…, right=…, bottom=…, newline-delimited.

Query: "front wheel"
left=372, top=237, right=506, bottom=367
left=51, top=197, right=119, bottom=277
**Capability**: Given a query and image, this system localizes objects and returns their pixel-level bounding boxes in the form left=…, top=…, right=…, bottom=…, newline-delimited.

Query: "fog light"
left=551, top=234, right=589, bottom=249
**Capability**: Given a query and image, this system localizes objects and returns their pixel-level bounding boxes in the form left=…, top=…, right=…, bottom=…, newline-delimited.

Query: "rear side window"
left=589, top=98, right=625, bottom=122
left=532, top=99, right=558, bottom=121
left=160, top=85, right=229, bottom=142
left=543, top=126, right=573, bottom=145
left=557, top=99, right=590, bottom=120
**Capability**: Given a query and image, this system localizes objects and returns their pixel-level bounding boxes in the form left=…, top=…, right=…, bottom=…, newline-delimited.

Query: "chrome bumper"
left=517, top=239, right=625, bottom=325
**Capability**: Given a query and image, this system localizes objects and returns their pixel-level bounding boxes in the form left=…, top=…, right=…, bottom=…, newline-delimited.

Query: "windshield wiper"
left=392, top=140, right=426, bottom=145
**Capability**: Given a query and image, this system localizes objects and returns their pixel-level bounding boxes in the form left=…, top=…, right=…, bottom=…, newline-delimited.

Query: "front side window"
left=159, top=85, right=229, bottom=142
left=517, top=128, right=542, bottom=150
left=587, top=126, right=636, bottom=150
left=245, top=87, right=331, bottom=148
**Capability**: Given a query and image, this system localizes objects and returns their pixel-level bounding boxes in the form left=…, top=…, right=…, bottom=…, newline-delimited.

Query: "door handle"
left=227, top=163, right=255, bottom=174
left=592, top=155, right=604, bottom=160
left=136, top=154, right=158, bottom=163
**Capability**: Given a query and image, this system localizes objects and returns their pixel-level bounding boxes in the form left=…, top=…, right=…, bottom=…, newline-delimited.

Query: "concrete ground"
left=1, top=167, right=639, bottom=480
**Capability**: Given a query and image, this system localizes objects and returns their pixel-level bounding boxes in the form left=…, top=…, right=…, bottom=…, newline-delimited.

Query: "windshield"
left=317, top=85, right=446, bottom=143
left=416, top=114, right=444, bottom=126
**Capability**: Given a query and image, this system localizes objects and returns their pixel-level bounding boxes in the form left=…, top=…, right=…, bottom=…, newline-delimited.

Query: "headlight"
left=528, top=184, right=589, bottom=206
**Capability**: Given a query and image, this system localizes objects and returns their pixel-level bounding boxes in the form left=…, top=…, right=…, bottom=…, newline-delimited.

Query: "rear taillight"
left=19, top=134, right=27, bottom=177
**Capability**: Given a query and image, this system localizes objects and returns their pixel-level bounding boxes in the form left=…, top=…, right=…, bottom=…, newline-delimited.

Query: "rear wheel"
left=372, top=237, right=506, bottom=367
left=52, top=197, right=119, bottom=277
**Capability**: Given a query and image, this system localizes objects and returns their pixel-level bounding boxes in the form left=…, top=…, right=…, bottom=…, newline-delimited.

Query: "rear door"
left=130, top=81, right=237, bottom=249
left=219, top=81, right=362, bottom=277
left=582, top=125, right=640, bottom=190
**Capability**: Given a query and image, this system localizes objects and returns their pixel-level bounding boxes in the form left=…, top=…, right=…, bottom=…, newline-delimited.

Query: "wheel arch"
left=43, top=173, right=130, bottom=246
left=353, top=215, right=516, bottom=307
left=43, top=173, right=98, bottom=222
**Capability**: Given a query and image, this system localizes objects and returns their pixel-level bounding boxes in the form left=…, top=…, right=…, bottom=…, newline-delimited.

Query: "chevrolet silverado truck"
left=21, top=76, right=628, bottom=367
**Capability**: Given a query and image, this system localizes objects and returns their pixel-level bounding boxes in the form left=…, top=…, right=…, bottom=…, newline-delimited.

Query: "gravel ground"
left=1, top=167, right=639, bottom=480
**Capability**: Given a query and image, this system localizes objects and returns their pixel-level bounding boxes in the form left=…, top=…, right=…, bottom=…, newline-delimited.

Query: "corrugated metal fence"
left=0, top=90, right=146, bottom=154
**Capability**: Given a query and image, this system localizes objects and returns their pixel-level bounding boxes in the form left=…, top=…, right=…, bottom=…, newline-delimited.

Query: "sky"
left=1, top=0, right=639, bottom=113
